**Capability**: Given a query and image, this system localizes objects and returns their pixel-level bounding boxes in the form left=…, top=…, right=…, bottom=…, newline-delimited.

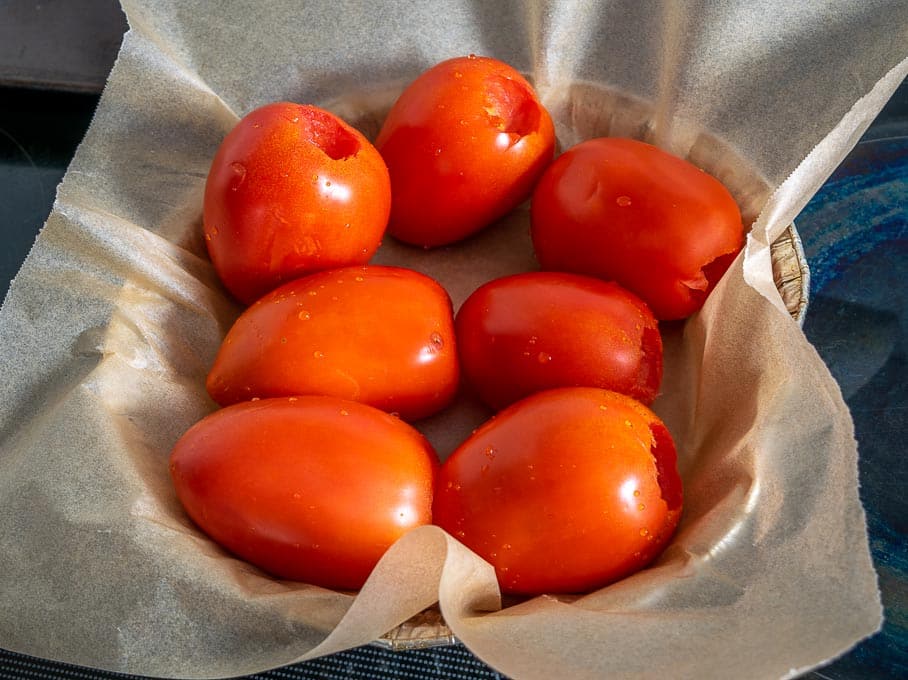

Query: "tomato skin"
left=206, top=265, right=458, bottom=421
left=455, top=272, right=662, bottom=410
left=530, top=137, right=743, bottom=320
left=376, top=55, right=555, bottom=247
left=434, top=388, right=683, bottom=595
left=203, top=102, right=391, bottom=304
left=169, top=396, right=437, bottom=589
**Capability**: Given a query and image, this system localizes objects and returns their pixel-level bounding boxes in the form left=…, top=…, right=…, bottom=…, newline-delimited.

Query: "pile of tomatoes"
left=169, top=55, right=744, bottom=596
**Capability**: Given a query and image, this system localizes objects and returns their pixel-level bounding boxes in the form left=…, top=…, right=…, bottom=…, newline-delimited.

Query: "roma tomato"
left=530, top=137, right=743, bottom=320
left=170, top=396, right=438, bottom=590
left=204, top=102, right=391, bottom=304
left=206, top=265, right=458, bottom=421
left=376, top=55, right=555, bottom=247
left=434, top=388, right=683, bottom=595
left=455, top=272, right=662, bottom=410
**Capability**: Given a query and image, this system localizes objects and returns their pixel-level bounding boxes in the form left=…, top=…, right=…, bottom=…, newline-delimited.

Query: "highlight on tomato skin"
left=530, top=136, right=744, bottom=320
left=433, top=387, right=683, bottom=596
left=203, top=102, right=391, bottom=305
left=205, top=265, right=460, bottom=422
left=169, top=396, right=438, bottom=591
left=376, top=54, right=556, bottom=248
left=455, top=272, right=663, bottom=410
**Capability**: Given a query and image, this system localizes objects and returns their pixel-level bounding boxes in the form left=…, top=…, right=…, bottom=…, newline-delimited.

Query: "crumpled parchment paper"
left=1, top=1, right=906, bottom=678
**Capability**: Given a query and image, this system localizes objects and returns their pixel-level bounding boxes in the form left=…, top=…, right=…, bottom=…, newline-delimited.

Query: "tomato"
left=455, top=272, right=662, bottom=410
left=203, top=102, right=391, bottom=304
left=530, top=137, right=743, bottom=320
left=434, top=388, right=683, bottom=595
left=206, top=265, right=459, bottom=421
left=375, top=55, right=555, bottom=247
left=169, top=396, right=437, bottom=589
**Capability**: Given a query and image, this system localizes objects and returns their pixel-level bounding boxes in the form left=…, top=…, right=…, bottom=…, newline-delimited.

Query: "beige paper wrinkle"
left=0, top=1, right=903, bottom=678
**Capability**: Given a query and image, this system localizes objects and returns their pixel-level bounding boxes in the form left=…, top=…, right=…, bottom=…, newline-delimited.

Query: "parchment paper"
left=1, top=1, right=906, bottom=678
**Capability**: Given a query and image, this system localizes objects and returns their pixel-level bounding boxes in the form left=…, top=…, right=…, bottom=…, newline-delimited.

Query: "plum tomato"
left=203, top=102, right=391, bottom=304
left=375, top=55, right=555, bottom=247
left=530, top=137, right=744, bottom=320
left=455, top=272, right=662, bottom=410
left=169, top=396, right=438, bottom=590
left=206, top=265, right=459, bottom=421
left=434, top=387, right=683, bottom=595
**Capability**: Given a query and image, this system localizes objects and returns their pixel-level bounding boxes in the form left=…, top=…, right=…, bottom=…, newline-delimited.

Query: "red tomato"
left=434, top=388, right=683, bottom=595
left=375, top=55, right=555, bottom=247
left=170, top=396, right=437, bottom=590
left=530, top=137, right=743, bottom=320
left=204, top=102, right=391, bottom=304
left=455, top=272, right=662, bottom=410
left=206, top=265, right=458, bottom=421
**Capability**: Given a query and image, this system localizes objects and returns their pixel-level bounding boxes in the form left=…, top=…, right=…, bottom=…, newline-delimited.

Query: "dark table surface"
left=0, top=11, right=906, bottom=679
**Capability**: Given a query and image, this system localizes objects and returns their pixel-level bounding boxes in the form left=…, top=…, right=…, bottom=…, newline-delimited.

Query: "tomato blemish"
left=648, top=420, right=683, bottom=511
left=300, top=106, right=361, bottom=160
left=483, top=75, right=541, bottom=146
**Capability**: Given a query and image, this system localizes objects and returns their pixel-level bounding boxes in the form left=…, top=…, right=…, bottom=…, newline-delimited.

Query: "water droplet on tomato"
left=633, top=489, right=641, bottom=497
left=308, top=290, right=318, bottom=297
left=313, top=350, right=325, bottom=359
left=292, top=492, right=301, bottom=500
left=638, top=503, right=646, bottom=511
left=616, top=195, right=632, bottom=207
left=454, top=71, right=463, bottom=78
left=339, top=409, right=349, bottom=416
left=537, top=352, right=552, bottom=364
left=298, top=310, right=311, bottom=321
left=354, top=275, right=364, bottom=282
left=484, top=446, right=497, bottom=460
